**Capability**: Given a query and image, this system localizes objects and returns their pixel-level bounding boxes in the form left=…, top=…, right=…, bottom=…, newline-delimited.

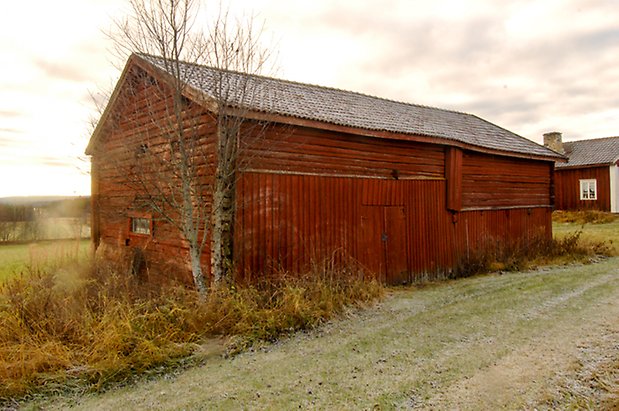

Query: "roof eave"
left=85, top=53, right=219, bottom=156
left=85, top=55, right=143, bottom=155
left=556, top=161, right=615, bottom=170
left=225, top=107, right=565, bottom=162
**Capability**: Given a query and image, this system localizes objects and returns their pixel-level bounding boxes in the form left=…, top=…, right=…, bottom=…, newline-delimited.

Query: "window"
left=580, top=179, right=597, bottom=200
left=130, top=217, right=151, bottom=235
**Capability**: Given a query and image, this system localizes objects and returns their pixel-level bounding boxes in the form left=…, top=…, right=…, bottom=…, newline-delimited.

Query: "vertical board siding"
left=446, top=147, right=463, bottom=211
left=554, top=166, right=611, bottom=211
left=236, top=172, right=552, bottom=284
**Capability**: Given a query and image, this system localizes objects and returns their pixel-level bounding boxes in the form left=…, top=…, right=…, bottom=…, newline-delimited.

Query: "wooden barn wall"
left=93, top=91, right=555, bottom=285
left=240, top=123, right=445, bottom=179
left=554, top=166, right=610, bottom=211
left=235, top=172, right=552, bottom=284
left=93, top=69, right=217, bottom=285
left=455, top=208, right=551, bottom=258
left=461, top=151, right=552, bottom=208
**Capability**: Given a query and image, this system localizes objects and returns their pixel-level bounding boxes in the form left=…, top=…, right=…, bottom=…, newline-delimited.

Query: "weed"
left=0, top=259, right=383, bottom=400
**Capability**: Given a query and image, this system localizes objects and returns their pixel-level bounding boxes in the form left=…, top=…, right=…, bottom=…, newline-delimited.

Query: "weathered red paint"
left=90, top=61, right=557, bottom=286
left=554, top=166, right=611, bottom=211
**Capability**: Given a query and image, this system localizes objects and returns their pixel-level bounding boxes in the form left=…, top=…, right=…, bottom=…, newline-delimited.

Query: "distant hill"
left=0, top=196, right=90, bottom=206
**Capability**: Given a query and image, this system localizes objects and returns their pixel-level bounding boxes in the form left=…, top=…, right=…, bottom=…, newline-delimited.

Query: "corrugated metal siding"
left=555, top=166, right=611, bottom=211
left=235, top=172, right=552, bottom=284
left=456, top=208, right=551, bottom=253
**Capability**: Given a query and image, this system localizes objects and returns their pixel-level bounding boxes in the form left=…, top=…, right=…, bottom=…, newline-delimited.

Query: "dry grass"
left=553, top=211, right=619, bottom=255
left=553, top=210, right=619, bottom=225
left=0, top=260, right=384, bottom=400
left=454, top=229, right=615, bottom=279
left=26, top=257, right=619, bottom=410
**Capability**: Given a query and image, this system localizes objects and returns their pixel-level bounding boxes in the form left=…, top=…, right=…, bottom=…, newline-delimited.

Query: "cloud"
left=0, top=110, right=22, bottom=118
left=0, top=127, right=21, bottom=135
left=39, top=157, right=77, bottom=168
left=216, top=0, right=619, bottom=141
left=270, top=0, right=619, bottom=140
left=34, top=59, right=93, bottom=83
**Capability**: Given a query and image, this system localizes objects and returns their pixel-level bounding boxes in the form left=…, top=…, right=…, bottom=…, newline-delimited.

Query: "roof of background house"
left=557, top=136, right=619, bottom=168
left=95, top=53, right=563, bottom=160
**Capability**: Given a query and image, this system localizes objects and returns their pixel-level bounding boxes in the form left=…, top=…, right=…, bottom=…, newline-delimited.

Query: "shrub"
left=0, top=260, right=383, bottom=400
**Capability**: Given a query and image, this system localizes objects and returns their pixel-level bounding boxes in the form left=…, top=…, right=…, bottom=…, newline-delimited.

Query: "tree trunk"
left=211, top=173, right=236, bottom=286
left=189, top=243, right=208, bottom=295
left=211, top=119, right=238, bottom=286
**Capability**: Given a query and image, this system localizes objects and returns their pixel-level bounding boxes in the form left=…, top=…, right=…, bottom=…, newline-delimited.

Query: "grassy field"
left=9, top=212, right=619, bottom=408
left=553, top=217, right=619, bottom=254
left=0, top=240, right=90, bottom=282
left=32, top=257, right=619, bottom=410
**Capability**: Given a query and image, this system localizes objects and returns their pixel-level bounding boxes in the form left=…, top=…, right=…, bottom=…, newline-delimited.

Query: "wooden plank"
left=446, top=147, right=463, bottom=211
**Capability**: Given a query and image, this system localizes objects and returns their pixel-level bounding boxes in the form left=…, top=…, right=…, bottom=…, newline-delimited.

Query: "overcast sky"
left=1, top=0, right=618, bottom=197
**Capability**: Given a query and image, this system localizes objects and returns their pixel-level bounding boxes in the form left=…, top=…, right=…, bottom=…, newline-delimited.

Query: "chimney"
left=543, top=131, right=564, bottom=154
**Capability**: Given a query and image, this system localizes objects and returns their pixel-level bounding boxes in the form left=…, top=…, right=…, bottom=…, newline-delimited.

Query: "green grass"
left=0, top=240, right=90, bottom=282
left=553, top=216, right=619, bottom=254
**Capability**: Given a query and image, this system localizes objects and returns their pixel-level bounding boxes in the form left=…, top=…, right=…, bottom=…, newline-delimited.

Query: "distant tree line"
left=0, top=198, right=90, bottom=222
left=0, top=205, right=35, bottom=222
left=0, top=198, right=90, bottom=243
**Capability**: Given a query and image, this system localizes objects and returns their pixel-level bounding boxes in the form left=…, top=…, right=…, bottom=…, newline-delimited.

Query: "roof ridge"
left=134, top=53, right=562, bottom=160
left=136, top=52, right=473, bottom=118
left=566, top=135, right=619, bottom=144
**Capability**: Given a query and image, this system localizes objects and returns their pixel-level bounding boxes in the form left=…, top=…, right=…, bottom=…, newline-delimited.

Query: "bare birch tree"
left=107, top=0, right=272, bottom=292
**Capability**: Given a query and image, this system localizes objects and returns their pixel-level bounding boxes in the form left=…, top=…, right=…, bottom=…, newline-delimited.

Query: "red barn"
left=86, top=54, right=563, bottom=285
left=544, top=132, right=619, bottom=212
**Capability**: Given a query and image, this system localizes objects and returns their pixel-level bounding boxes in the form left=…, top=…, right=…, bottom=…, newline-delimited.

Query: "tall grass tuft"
left=0, top=260, right=383, bottom=400
left=454, top=231, right=615, bottom=278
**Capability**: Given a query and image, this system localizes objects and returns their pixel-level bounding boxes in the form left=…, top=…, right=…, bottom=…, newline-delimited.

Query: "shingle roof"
left=558, top=136, right=619, bottom=168
left=138, top=54, right=562, bottom=160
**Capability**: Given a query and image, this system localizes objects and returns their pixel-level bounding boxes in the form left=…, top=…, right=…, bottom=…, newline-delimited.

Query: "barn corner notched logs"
left=86, top=54, right=565, bottom=285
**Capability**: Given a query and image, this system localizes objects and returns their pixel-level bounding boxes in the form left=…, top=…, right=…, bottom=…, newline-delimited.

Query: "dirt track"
left=35, top=258, right=619, bottom=410
left=425, top=270, right=619, bottom=409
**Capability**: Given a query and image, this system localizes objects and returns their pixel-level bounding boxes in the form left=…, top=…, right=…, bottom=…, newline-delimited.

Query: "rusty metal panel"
left=455, top=207, right=552, bottom=258
left=236, top=173, right=450, bottom=283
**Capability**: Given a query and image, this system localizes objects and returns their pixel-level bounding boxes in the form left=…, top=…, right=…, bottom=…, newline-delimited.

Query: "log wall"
left=461, top=152, right=552, bottom=208
left=92, top=68, right=216, bottom=284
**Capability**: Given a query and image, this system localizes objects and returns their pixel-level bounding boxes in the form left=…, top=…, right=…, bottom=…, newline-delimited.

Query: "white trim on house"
left=610, top=165, right=619, bottom=213
left=579, top=179, right=597, bottom=200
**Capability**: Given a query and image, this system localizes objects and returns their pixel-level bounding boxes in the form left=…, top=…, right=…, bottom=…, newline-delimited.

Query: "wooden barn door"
left=360, top=205, right=409, bottom=284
